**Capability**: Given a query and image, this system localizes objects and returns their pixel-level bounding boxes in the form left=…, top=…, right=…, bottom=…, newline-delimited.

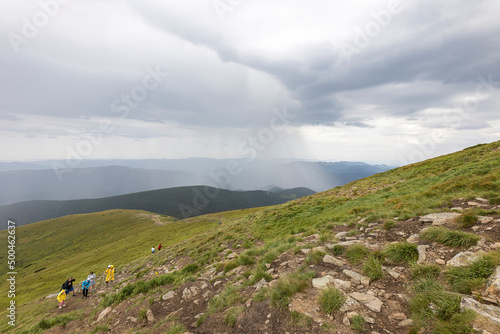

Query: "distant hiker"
left=82, top=279, right=90, bottom=298
left=152, top=246, right=155, bottom=253
left=61, top=277, right=76, bottom=296
left=158, top=244, right=162, bottom=251
left=87, top=272, right=96, bottom=292
left=105, top=265, right=114, bottom=287
left=57, top=289, right=67, bottom=308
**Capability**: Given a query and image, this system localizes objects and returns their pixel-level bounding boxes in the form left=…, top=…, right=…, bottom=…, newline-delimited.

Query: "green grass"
left=290, top=311, right=313, bottom=327
left=270, top=269, right=315, bottom=309
left=350, top=315, right=368, bottom=332
left=444, top=251, right=500, bottom=294
left=330, top=244, right=346, bottom=256
left=456, top=212, right=478, bottom=229
left=305, top=250, right=326, bottom=265
left=224, top=306, right=244, bottom=327
left=20, top=311, right=83, bottom=334
left=346, top=244, right=371, bottom=264
left=383, top=220, right=397, bottom=230
left=383, top=242, right=418, bottom=264
left=410, top=264, right=441, bottom=279
left=363, top=255, right=384, bottom=281
left=420, top=227, right=481, bottom=249
left=165, top=323, right=187, bottom=334
left=89, top=324, right=110, bottom=333
left=318, top=287, right=347, bottom=315
left=207, top=284, right=242, bottom=314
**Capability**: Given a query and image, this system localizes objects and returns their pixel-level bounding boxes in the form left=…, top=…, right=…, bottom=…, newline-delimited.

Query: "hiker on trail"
left=62, top=277, right=76, bottom=296
left=158, top=244, right=162, bottom=251
left=105, top=265, right=114, bottom=287
left=57, top=289, right=67, bottom=308
left=152, top=246, right=155, bottom=253
left=82, top=279, right=90, bottom=298
left=87, top=271, right=96, bottom=292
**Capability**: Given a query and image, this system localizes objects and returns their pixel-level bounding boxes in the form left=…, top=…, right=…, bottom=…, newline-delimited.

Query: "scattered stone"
left=397, top=319, right=413, bottom=327
left=343, top=316, right=350, bottom=326
left=332, top=278, right=352, bottom=289
left=162, top=291, right=176, bottom=300
left=484, top=267, right=500, bottom=303
left=479, top=216, right=494, bottom=224
left=335, top=231, right=348, bottom=238
left=419, top=212, right=461, bottom=225
left=300, top=249, right=311, bottom=255
left=435, top=259, right=446, bottom=265
left=406, top=234, right=420, bottom=244
left=364, top=316, right=376, bottom=324
left=146, top=309, right=155, bottom=322
left=127, top=316, right=137, bottom=323
left=254, top=278, right=267, bottom=291
left=476, top=197, right=489, bottom=203
left=347, top=311, right=359, bottom=319
left=461, top=297, right=500, bottom=325
left=97, top=307, right=112, bottom=322
left=323, top=255, right=346, bottom=266
left=312, top=246, right=326, bottom=253
left=382, top=266, right=401, bottom=279
left=339, top=296, right=360, bottom=312
left=349, top=292, right=384, bottom=312
left=227, top=252, right=237, bottom=259
left=447, top=251, right=483, bottom=267
left=417, top=245, right=430, bottom=264
left=182, top=287, right=193, bottom=300
left=312, top=275, right=333, bottom=289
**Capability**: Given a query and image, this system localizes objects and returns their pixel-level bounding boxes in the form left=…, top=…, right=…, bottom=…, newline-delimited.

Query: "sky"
left=1, top=0, right=499, bottom=166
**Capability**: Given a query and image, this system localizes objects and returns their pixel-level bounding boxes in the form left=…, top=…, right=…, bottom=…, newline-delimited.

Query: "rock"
left=312, top=246, right=326, bottom=253
left=312, top=275, right=333, bottom=289
left=406, top=234, right=420, bottom=244
left=227, top=252, right=237, bottom=259
left=162, top=290, right=176, bottom=300
left=398, top=319, right=413, bottom=327
left=269, top=279, right=279, bottom=288
left=303, top=234, right=320, bottom=242
left=335, top=232, right=348, bottom=238
left=332, top=278, right=352, bottom=289
left=254, top=278, right=267, bottom=291
left=339, top=296, right=360, bottom=312
left=182, top=288, right=193, bottom=300
left=476, top=197, right=489, bottom=203
left=300, top=249, right=311, bottom=255
left=461, top=297, right=500, bottom=325
left=435, top=259, right=446, bottom=265
left=323, top=255, right=346, bottom=266
left=127, top=316, right=137, bottom=323
left=349, top=292, right=384, bottom=312
left=382, top=266, right=401, bottom=279
left=451, top=207, right=464, bottom=211
left=343, top=316, right=350, bottom=326
left=364, top=316, right=375, bottom=324
left=343, top=269, right=366, bottom=282
left=447, top=251, right=483, bottom=267
left=417, top=245, right=430, bottom=264
left=479, top=216, right=494, bottom=224
left=419, top=212, right=461, bottom=225
left=146, top=309, right=155, bottom=322
left=347, top=311, right=359, bottom=319
left=97, top=307, right=112, bottom=322
left=484, top=267, right=500, bottom=303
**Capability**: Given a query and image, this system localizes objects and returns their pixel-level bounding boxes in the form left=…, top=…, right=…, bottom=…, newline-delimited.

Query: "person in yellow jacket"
left=57, top=289, right=66, bottom=308
left=105, top=265, right=114, bottom=287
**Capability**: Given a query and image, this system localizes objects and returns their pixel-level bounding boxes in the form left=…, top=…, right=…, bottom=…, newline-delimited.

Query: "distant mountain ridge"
left=0, top=159, right=393, bottom=206
left=0, top=186, right=315, bottom=227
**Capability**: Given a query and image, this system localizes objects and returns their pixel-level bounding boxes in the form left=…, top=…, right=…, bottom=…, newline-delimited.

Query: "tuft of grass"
left=138, top=308, right=148, bottom=322
left=89, top=325, right=110, bottom=334
left=346, top=244, right=371, bottom=264
left=290, top=311, right=313, bottom=328
left=208, top=284, right=242, bottom=314
left=224, top=306, right=244, bottom=327
left=20, top=311, right=82, bottom=334
left=420, top=227, right=481, bottom=249
left=165, top=323, right=187, bottom=334
left=350, top=315, right=368, bottom=332
left=181, top=263, right=200, bottom=274
left=383, top=220, right=397, bottom=230
left=330, top=244, right=346, bottom=256
left=456, top=213, right=478, bottom=229
left=318, top=287, right=347, bottom=315
left=383, top=242, right=418, bottom=264
left=410, top=264, right=441, bottom=280
left=363, top=255, right=384, bottom=281
left=445, top=252, right=500, bottom=294
left=270, top=270, right=314, bottom=309
left=305, top=250, right=326, bottom=265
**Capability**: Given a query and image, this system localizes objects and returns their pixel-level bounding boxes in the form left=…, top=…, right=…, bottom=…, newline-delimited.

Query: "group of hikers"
left=152, top=243, right=162, bottom=253
left=57, top=265, right=115, bottom=308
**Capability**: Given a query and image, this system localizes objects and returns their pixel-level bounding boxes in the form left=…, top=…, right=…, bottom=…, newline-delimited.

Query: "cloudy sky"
left=1, top=0, right=499, bottom=165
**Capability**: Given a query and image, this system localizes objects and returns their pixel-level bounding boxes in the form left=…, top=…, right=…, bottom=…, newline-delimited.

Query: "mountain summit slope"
left=1, top=141, right=500, bottom=333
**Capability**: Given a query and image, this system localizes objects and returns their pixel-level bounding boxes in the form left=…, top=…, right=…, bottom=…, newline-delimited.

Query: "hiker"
left=61, top=277, right=76, bottom=296
left=87, top=271, right=96, bottom=292
left=105, top=265, right=114, bottom=287
left=82, top=279, right=90, bottom=298
left=151, top=246, right=155, bottom=253
left=158, top=244, right=162, bottom=251
left=57, top=288, right=67, bottom=308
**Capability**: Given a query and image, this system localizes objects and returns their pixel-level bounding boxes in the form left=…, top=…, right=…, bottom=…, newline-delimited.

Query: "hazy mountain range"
left=0, top=159, right=393, bottom=206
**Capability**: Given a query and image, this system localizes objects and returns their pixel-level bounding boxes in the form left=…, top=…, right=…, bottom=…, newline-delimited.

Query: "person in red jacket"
left=158, top=244, right=162, bottom=251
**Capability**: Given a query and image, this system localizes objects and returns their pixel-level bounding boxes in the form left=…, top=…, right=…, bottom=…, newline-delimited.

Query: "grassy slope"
left=1, top=141, right=499, bottom=332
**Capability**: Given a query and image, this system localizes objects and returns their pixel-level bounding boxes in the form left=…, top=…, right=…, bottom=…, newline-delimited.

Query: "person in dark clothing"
left=158, top=244, right=162, bottom=251
left=62, top=277, right=76, bottom=296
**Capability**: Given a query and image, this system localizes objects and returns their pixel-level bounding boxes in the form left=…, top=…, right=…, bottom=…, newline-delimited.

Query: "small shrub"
left=420, top=227, right=480, bottom=249
left=138, top=308, right=147, bottom=322
left=270, top=270, right=314, bottom=309
left=237, top=253, right=255, bottom=266
left=383, top=220, right=396, bottom=230
left=318, top=287, right=346, bottom=315
left=330, top=244, right=346, bottom=256
left=383, top=242, right=418, bottom=264
left=410, top=264, right=441, bottom=279
left=290, top=311, right=313, bottom=327
left=346, top=244, right=371, bottom=264
left=223, top=260, right=239, bottom=274
left=456, top=213, right=478, bottom=229
left=350, top=315, right=367, bottom=332
left=305, top=250, right=325, bottom=265
left=182, top=263, right=200, bottom=274
left=208, top=284, right=242, bottom=313
left=224, top=306, right=244, bottom=327
left=363, top=255, right=383, bottom=281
